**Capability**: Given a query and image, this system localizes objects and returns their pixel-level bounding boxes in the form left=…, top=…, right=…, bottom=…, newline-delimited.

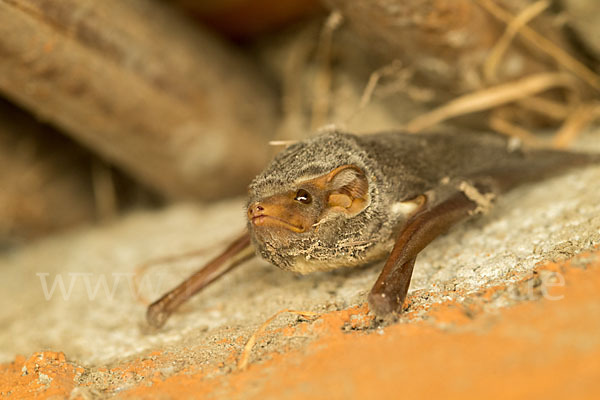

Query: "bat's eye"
left=294, top=189, right=312, bottom=204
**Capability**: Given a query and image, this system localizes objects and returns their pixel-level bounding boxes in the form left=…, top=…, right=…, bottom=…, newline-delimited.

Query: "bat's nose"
left=247, top=202, right=265, bottom=219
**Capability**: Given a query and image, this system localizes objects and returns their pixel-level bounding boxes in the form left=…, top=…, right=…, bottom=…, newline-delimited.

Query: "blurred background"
left=1, top=0, right=599, bottom=250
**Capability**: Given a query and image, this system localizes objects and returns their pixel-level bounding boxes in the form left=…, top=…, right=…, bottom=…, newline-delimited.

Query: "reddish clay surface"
left=0, top=352, right=82, bottom=399
left=2, top=251, right=600, bottom=399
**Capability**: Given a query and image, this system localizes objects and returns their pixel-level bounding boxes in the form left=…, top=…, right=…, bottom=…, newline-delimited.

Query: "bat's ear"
left=325, top=165, right=370, bottom=216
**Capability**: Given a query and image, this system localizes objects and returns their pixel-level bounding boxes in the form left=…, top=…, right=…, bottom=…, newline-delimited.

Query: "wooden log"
left=0, top=99, right=96, bottom=247
left=560, top=0, right=600, bottom=60
left=322, top=0, right=582, bottom=98
left=0, top=0, right=278, bottom=200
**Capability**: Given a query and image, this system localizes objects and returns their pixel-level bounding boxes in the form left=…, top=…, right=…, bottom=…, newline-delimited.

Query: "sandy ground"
left=1, top=131, right=599, bottom=398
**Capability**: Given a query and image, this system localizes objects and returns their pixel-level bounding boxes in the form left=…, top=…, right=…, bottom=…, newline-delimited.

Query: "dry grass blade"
left=517, top=96, right=570, bottom=121
left=268, top=140, right=299, bottom=147
left=311, top=11, right=343, bottom=131
left=274, top=23, right=320, bottom=143
left=552, top=104, right=600, bottom=148
left=477, top=0, right=600, bottom=91
left=238, top=309, right=320, bottom=370
left=484, top=0, right=550, bottom=83
left=405, top=72, right=576, bottom=133
left=489, top=113, right=540, bottom=146
left=357, top=60, right=405, bottom=111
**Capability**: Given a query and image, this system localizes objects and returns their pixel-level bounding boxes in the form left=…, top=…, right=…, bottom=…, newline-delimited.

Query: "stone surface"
left=0, top=130, right=599, bottom=398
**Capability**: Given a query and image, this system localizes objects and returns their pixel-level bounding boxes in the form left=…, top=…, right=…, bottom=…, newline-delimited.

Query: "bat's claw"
left=367, top=291, right=400, bottom=317
left=146, top=302, right=170, bottom=329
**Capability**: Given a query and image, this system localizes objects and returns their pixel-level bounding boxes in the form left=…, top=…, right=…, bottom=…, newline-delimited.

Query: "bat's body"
left=147, top=130, right=600, bottom=327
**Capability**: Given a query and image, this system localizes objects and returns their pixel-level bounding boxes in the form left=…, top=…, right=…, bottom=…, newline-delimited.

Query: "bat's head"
left=246, top=132, right=393, bottom=273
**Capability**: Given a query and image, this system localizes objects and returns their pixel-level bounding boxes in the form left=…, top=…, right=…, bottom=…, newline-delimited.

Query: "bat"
left=146, top=130, right=599, bottom=328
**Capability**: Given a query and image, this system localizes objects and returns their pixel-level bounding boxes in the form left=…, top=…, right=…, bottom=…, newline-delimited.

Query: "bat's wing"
left=368, top=148, right=600, bottom=317
left=369, top=187, right=480, bottom=316
left=146, top=231, right=254, bottom=328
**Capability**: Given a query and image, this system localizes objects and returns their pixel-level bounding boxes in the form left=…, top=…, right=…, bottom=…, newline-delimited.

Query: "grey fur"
left=247, top=130, right=599, bottom=273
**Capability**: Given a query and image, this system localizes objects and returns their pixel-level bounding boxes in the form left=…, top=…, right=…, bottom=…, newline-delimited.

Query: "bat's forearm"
left=146, top=231, right=254, bottom=328
left=369, top=190, right=481, bottom=316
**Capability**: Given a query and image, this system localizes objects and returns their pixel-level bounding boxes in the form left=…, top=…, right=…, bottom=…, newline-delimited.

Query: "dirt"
left=1, top=131, right=599, bottom=398
left=2, top=253, right=600, bottom=399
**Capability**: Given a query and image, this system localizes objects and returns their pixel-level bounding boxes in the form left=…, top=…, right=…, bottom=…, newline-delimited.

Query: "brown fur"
left=247, top=130, right=599, bottom=273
